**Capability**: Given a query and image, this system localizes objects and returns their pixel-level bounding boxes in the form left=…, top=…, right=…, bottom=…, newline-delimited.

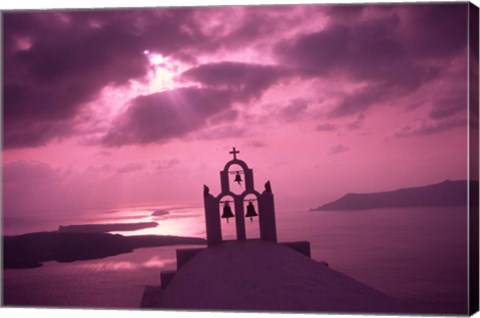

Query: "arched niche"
left=218, top=194, right=237, bottom=240
left=220, top=159, right=254, bottom=195
left=243, top=193, right=261, bottom=239
left=226, top=163, right=246, bottom=195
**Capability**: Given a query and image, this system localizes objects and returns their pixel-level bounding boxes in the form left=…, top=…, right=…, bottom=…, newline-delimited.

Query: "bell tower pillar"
left=203, top=186, right=222, bottom=247
left=258, top=181, right=277, bottom=242
left=234, top=197, right=246, bottom=240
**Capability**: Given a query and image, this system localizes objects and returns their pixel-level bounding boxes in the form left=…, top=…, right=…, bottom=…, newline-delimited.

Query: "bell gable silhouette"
left=203, top=147, right=277, bottom=246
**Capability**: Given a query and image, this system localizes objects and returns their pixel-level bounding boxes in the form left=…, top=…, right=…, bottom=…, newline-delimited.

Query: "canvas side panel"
left=468, top=2, right=479, bottom=315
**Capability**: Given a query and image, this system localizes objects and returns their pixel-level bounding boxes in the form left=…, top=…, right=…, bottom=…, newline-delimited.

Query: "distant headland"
left=58, top=222, right=159, bottom=233
left=312, top=180, right=478, bottom=211
left=151, top=209, right=170, bottom=216
left=4, top=231, right=206, bottom=269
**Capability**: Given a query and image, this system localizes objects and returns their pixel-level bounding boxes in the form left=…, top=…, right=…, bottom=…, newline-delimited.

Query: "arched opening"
left=244, top=193, right=260, bottom=239
left=228, top=164, right=246, bottom=195
left=219, top=195, right=236, bottom=241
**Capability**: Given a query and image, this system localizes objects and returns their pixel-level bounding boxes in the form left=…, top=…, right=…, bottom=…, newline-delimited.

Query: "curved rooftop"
left=148, top=240, right=407, bottom=313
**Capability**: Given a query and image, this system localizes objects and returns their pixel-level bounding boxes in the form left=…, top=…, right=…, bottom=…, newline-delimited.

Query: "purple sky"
left=2, top=2, right=475, bottom=217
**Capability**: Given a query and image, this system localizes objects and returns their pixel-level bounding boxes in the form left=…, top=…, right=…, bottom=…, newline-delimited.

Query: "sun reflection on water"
left=74, top=256, right=177, bottom=272
left=104, top=206, right=206, bottom=238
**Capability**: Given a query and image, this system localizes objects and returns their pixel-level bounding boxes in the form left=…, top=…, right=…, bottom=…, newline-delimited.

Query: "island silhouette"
left=312, top=180, right=478, bottom=211
left=58, top=222, right=159, bottom=233
left=4, top=231, right=205, bottom=269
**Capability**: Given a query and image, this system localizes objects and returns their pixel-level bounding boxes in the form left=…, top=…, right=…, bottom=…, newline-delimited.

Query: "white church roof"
left=149, top=240, right=407, bottom=313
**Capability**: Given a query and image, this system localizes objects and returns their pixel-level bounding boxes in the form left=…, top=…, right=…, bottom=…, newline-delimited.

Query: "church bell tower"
left=203, top=148, right=277, bottom=246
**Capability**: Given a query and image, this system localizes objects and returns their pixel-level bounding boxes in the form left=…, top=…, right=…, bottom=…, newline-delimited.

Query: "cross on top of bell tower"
left=229, top=147, right=240, bottom=160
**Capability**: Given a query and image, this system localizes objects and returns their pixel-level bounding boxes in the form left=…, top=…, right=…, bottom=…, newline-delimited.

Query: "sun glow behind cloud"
left=143, top=50, right=188, bottom=92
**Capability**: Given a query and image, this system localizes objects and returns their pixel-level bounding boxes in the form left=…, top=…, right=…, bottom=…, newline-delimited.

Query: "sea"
left=2, top=205, right=469, bottom=314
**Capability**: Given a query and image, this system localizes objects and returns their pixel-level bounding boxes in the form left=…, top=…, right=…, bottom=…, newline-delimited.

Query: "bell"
left=234, top=172, right=243, bottom=185
left=221, top=202, right=235, bottom=223
left=245, top=201, right=258, bottom=222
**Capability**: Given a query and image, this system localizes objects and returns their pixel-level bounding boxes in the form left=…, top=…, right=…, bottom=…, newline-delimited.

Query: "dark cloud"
left=316, top=123, right=338, bottom=132
left=346, top=114, right=366, bottom=130
left=3, top=9, right=205, bottom=149
left=429, top=96, right=467, bottom=119
left=190, top=6, right=303, bottom=55
left=3, top=119, right=73, bottom=149
left=152, top=159, right=180, bottom=171
left=84, top=164, right=115, bottom=175
left=278, top=16, right=434, bottom=116
left=102, top=87, right=233, bottom=146
left=275, top=5, right=463, bottom=116
left=275, top=15, right=411, bottom=81
left=208, top=109, right=239, bottom=124
left=103, top=61, right=290, bottom=147
left=275, top=24, right=351, bottom=77
left=401, top=4, right=468, bottom=59
left=394, top=118, right=467, bottom=138
left=96, top=151, right=112, bottom=157
left=277, top=98, right=308, bottom=120
left=328, top=144, right=350, bottom=154
left=215, top=7, right=284, bottom=49
left=331, top=83, right=392, bottom=117
left=196, top=125, right=246, bottom=140
left=181, top=62, right=289, bottom=101
left=317, top=114, right=364, bottom=133
left=325, top=3, right=399, bottom=21
left=246, top=140, right=267, bottom=148
left=326, top=4, right=365, bottom=20
left=116, top=162, right=145, bottom=174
